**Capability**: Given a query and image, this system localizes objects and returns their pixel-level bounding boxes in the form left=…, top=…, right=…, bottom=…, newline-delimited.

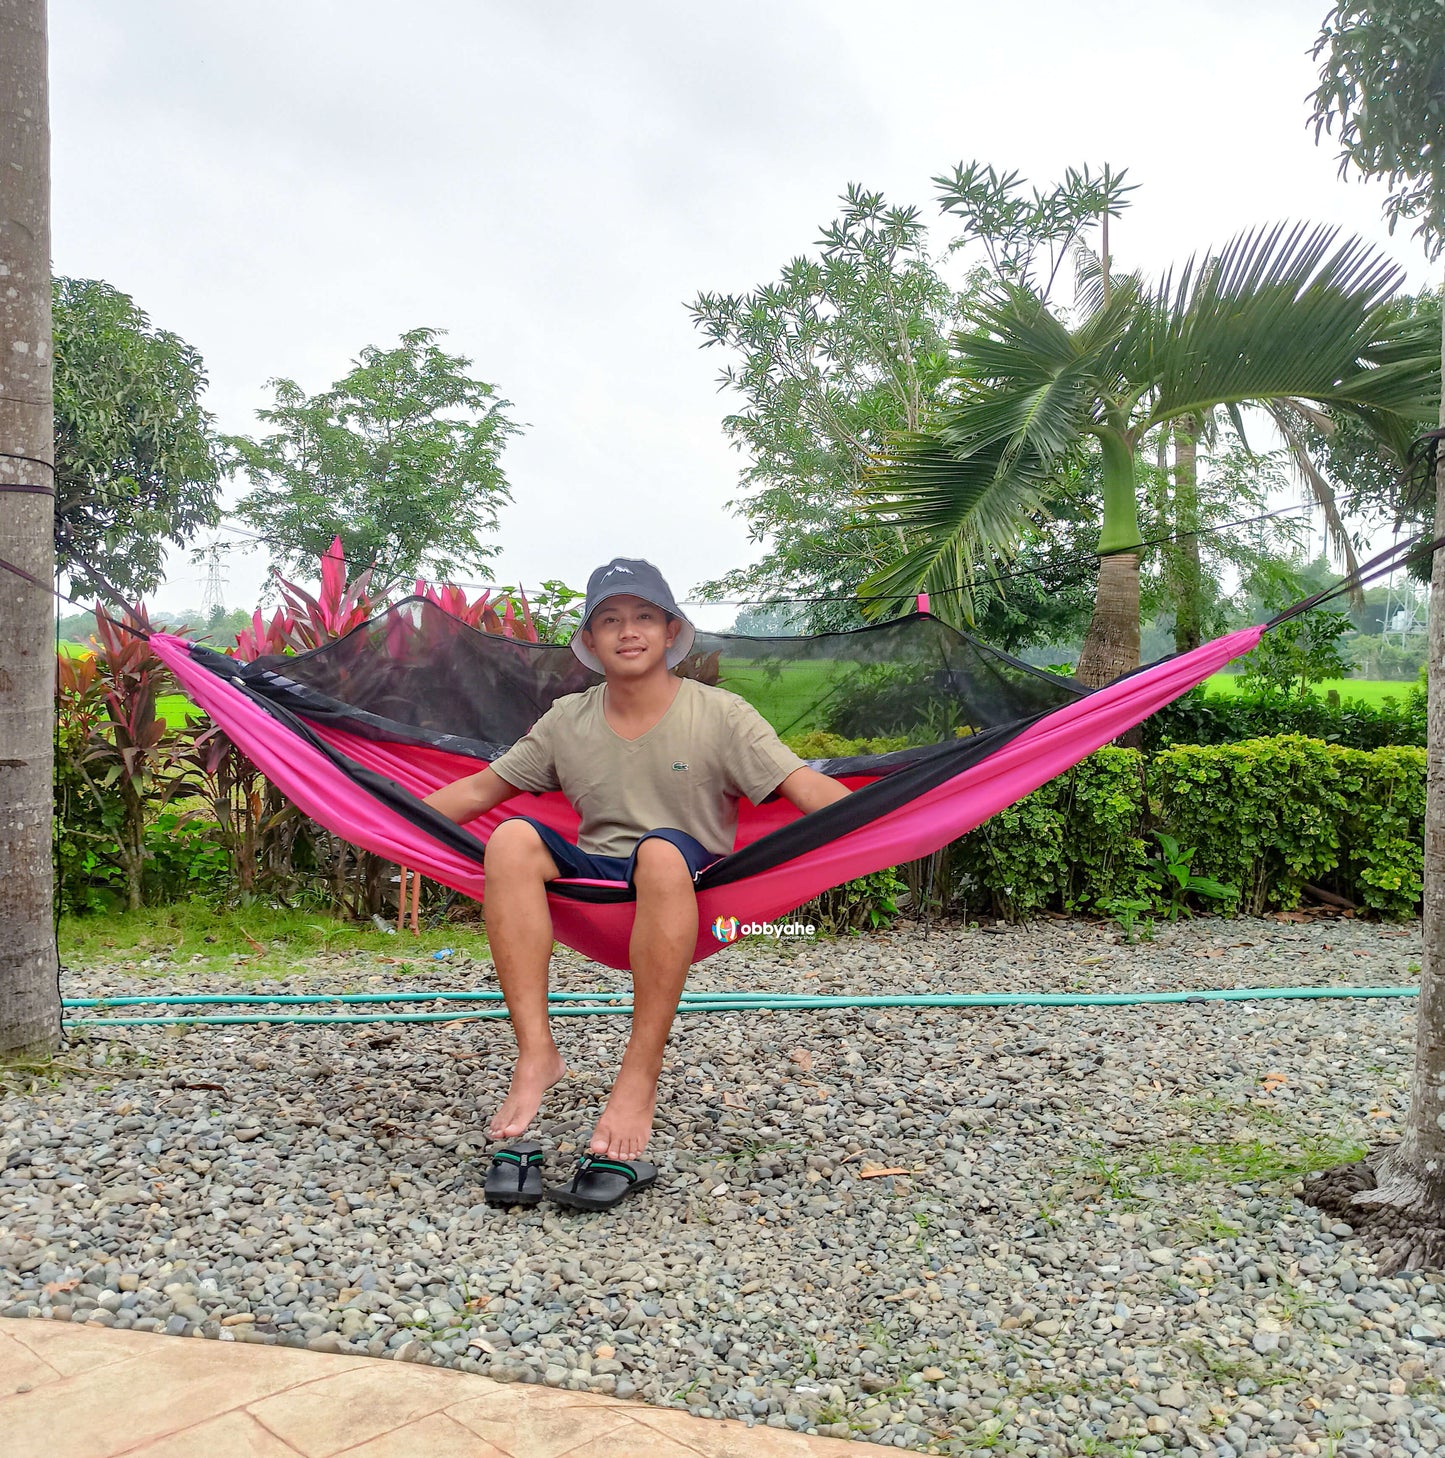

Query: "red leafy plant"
left=275, top=535, right=379, bottom=650
left=57, top=602, right=213, bottom=910
left=413, top=578, right=539, bottom=640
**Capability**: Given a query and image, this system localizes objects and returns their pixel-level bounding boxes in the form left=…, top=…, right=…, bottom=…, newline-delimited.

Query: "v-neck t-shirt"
left=488, top=678, right=806, bottom=858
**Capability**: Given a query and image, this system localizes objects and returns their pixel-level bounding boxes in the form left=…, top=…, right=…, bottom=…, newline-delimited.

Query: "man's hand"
left=776, top=766, right=851, bottom=816
left=424, top=766, right=521, bottom=825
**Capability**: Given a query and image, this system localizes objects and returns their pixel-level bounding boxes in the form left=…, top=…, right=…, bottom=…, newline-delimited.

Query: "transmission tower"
left=201, top=541, right=227, bottom=621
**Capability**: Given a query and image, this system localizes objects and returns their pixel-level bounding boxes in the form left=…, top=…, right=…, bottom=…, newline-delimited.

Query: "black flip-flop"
left=483, top=1140, right=545, bottom=1207
left=545, top=1154, right=657, bottom=1212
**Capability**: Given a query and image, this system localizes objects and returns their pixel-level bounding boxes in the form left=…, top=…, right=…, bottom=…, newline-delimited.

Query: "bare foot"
left=488, top=1048, right=566, bottom=1140
left=588, top=1066, right=659, bottom=1159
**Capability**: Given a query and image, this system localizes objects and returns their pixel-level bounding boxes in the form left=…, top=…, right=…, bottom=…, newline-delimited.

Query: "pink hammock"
left=151, top=623, right=1264, bottom=969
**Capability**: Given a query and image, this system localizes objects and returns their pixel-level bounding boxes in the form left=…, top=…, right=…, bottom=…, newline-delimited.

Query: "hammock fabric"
left=150, top=598, right=1271, bottom=968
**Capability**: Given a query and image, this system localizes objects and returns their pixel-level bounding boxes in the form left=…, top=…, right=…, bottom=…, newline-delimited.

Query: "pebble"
left=1, top=915, right=1437, bottom=1456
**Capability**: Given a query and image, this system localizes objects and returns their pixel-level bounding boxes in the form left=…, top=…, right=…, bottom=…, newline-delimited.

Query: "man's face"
left=581, top=595, right=681, bottom=678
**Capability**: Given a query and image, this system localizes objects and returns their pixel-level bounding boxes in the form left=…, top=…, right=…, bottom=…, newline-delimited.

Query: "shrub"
left=816, top=736, right=1425, bottom=926
left=54, top=605, right=216, bottom=912
left=1147, top=738, right=1423, bottom=918
left=1331, top=745, right=1426, bottom=918
left=793, top=866, right=908, bottom=934
left=783, top=730, right=912, bottom=759
left=952, top=748, right=1155, bottom=920
left=1149, top=737, right=1345, bottom=914
left=1146, top=685, right=1424, bottom=752
left=143, top=812, right=234, bottom=903
left=54, top=719, right=128, bottom=915
left=821, top=661, right=977, bottom=742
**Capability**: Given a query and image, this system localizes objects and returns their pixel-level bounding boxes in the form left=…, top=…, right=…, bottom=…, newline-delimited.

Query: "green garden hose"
left=62, top=984, right=1418, bottom=1028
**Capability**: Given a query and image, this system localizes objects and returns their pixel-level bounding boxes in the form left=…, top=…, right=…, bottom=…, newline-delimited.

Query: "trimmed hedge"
left=1150, top=737, right=1423, bottom=918
left=1146, top=686, right=1425, bottom=751
left=949, top=747, right=1154, bottom=921
left=784, top=732, right=1425, bottom=924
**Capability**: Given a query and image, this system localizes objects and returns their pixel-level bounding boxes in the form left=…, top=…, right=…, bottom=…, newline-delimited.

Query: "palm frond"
left=956, top=287, right=1080, bottom=383
left=859, top=429, right=1059, bottom=623
left=1147, top=223, right=1436, bottom=423
left=1071, top=242, right=1146, bottom=322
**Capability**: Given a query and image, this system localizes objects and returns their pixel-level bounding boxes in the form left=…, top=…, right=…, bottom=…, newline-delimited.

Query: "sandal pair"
left=483, top=1142, right=656, bottom=1212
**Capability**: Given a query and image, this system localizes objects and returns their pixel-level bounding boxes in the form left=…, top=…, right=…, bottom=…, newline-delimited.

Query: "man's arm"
left=424, top=766, right=523, bottom=825
left=776, top=766, right=852, bottom=816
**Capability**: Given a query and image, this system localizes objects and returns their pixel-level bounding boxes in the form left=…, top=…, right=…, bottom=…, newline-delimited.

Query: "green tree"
left=232, top=328, right=518, bottom=586
left=688, top=168, right=1133, bottom=636
left=1293, top=290, right=1443, bottom=570
left=1236, top=608, right=1353, bottom=697
left=688, top=185, right=963, bottom=630
left=864, top=224, right=1438, bottom=685
left=932, top=161, right=1135, bottom=301
left=52, top=277, right=226, bottom=603
left=1147, top=421, right=1318, bottom=652
left=1306, top=0, right=1445, bottom=1270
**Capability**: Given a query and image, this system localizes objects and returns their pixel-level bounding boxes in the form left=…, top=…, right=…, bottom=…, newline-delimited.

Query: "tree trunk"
left=120, top=776, right=144, bottom=912
left=1354, top=280, right=1445, bottom=1233
left=0, top=0, right=59, bottom=1060
left=1075, top=553, right=1141, bottom=688
left=1169, top=416, right=1203, bottom=654
left=1077, top=424, right=1143, bottom=687
left=1307, top=271, right=1445, bottom=1270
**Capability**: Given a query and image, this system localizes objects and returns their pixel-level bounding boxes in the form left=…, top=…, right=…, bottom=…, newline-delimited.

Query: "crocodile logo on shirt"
left=672, top=761, right=688, bottom=771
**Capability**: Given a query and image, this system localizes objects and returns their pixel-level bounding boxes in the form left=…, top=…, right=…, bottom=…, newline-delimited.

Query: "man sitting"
left=425, top=559, right=849, bottom=1169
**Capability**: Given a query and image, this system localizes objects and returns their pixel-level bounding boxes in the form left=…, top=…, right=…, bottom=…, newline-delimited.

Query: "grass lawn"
left=716, top=657, right=850, bottom=734
left=59, top=900, right=491, bottom=979
left=157, top=692, right=200, bottom=727
left=1202, top=675, right=1417, bottom=706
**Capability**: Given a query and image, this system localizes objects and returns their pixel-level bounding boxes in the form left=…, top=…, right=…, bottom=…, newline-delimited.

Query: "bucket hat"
left=570, top=558, right=696, bottom=672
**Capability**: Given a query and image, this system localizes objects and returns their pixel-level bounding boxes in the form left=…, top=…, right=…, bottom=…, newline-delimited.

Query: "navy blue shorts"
left=500, top=816, right=721, bottom=886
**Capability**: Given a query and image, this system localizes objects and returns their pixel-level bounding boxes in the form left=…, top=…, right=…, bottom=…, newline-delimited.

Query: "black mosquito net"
left=205, top=597, right=1088, bottom=773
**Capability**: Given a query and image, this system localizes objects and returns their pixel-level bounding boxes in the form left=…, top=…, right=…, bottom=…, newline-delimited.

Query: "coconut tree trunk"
left=1076, top=553, right=1142, bottom=687
left=0, top=0, right=59, bottom=1060
left=1355, top=280, right=1445, bottom=1252
left=1394, top=292, right=1445, bottom=1184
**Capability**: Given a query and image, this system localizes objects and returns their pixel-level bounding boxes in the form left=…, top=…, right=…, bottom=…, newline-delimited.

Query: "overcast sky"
left=49, top=0, right=1435, bottom=627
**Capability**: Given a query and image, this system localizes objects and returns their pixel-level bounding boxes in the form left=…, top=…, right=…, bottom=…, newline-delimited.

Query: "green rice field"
left=1201, top=674, right=1417, bottom=705
left=66, top=639, right=1420, bottom=735
left=716, top=658, right=840, bottom=732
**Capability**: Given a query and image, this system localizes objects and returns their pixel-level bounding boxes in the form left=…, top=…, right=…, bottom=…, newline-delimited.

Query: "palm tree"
left=862, top=224, right=1439, bottom=685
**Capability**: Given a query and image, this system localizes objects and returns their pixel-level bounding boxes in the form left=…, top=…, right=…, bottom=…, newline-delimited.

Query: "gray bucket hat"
left=570, top=558, right=696, bottom=673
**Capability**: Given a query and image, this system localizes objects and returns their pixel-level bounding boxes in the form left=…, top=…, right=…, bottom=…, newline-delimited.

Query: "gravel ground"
left=2, top=914, right=1441, bottom=1456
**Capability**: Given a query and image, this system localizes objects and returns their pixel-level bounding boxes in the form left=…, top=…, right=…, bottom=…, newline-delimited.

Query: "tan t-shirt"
left=488, top=679, right=806, bottom=858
